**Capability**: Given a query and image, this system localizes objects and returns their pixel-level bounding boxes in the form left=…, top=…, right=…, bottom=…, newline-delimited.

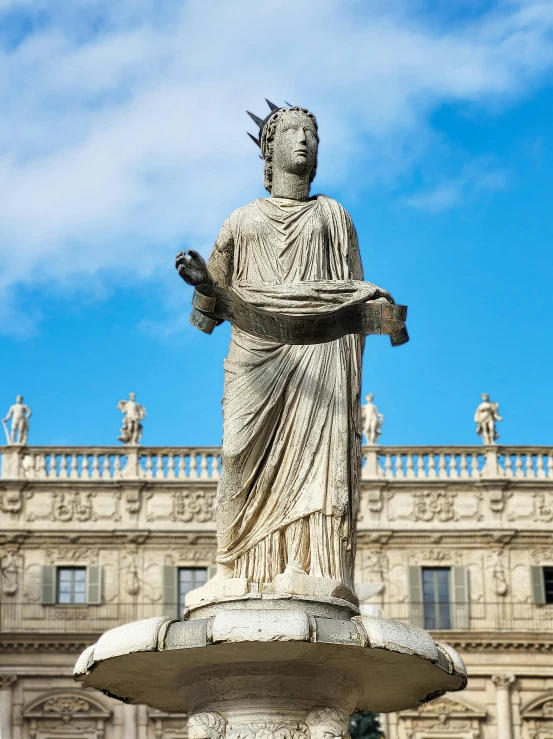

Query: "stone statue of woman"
left=176, top=102, right=396, bottom=600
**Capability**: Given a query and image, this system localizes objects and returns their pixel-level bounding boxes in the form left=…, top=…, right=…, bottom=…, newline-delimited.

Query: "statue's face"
left=188, top=725, right=213, bottom=739
left=16, top=395, right=23, bottom=403
left=367, top=394, right=373, bottom=402
left=482, top=393, right=489, bottom=402
left=129, top=392, right=136, bottom=401
left=272, top=110, right=318, bottom=178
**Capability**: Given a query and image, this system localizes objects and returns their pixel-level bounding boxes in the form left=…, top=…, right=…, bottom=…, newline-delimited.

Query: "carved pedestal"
left=74, top=600, right=466, bottom=738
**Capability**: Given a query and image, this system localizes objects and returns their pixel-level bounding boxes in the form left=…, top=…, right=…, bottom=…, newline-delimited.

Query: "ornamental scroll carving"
left=172, top=489, right=215, bottom=523
left=413, top=491, right=457, bottom=522
left=189, top=707, right=349, bottom=739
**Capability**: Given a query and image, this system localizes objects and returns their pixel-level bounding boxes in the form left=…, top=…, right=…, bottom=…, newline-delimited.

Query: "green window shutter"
left=451, top=566, right=469, bottom=629
left=87, top=566, right=103, bottom=604
left=531, top=566, right=546, bottom=605
left=40, top=566, right=56, bottom=605
left=408, top=566, right=424, bottom=628
left=163, top=565, right=178, bottom=619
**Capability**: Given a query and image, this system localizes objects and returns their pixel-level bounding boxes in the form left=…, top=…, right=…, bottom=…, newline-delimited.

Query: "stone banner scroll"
left=190, top=284, right=409, bottom=347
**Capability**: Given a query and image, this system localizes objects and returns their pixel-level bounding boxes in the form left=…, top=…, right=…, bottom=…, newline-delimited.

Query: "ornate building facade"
left=1, top=443, right=552, bottom=739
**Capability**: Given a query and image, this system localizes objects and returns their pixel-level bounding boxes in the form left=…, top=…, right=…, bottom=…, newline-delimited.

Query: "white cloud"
left=405, top=159, right=509, bottom=212
left=0, top=0, right=552, bottom=327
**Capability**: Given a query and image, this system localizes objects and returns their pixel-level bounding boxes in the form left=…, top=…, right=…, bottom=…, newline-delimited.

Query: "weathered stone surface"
left=74, top=606, right=466, bottom=714
left=211, top=610, right=311, bottom=644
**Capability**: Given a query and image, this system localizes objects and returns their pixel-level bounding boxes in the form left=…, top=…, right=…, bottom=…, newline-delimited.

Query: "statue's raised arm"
left=174, top=101, right=409, bottom=610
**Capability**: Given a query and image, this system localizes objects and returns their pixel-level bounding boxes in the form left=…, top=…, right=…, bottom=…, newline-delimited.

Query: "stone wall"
left=1, top=444, right=552, bottom=739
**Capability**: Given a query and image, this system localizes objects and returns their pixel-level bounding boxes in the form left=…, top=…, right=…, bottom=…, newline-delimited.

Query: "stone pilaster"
left=123, top=703, right=138, bottom=739
left=0, top=675, right=18, bottom=739
left=492, top=674, right=515, bottom=739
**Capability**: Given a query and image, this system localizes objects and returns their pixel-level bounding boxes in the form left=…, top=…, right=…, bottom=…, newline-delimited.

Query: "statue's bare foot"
left=284, top=563, right=309, bottom=576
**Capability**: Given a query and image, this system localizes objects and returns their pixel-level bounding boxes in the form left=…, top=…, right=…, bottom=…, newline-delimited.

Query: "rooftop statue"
left=362, top=392, right=384, bottom=445
left=176, top=101, right=408, bottom=602
left=2, top=395, right=32, bottom=446
left=116, top=392, right=146, bottom=446
left=474, top=392, right=502, bottom=445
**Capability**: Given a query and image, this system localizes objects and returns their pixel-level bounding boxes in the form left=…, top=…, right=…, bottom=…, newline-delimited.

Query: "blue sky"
left=1, top=0, right=552, bottom=447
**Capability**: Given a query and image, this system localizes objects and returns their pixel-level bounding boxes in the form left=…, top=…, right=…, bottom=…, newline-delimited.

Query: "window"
left=544, top=567, right=553, bottom=604
left=422, top=568, right=451, bottom=630
left=178, top=567, right=208, bottom=614
left=57, top=567, right=87, bottom=604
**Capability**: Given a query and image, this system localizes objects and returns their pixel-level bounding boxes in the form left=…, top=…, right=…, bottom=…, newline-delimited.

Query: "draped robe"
left=208, top=195, right=365, bottom=588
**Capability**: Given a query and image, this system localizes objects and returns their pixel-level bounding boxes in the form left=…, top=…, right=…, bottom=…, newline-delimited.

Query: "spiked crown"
left=246, top=99, right=293, bottom=150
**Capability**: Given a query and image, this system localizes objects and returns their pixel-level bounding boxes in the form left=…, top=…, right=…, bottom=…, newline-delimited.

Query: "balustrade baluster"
left=156, top=454, right=164, bottom=479
left=190, top=454, right=198, bottom=479
left=515, top=454, right=524, bottom=479
left=537, top=454, right=546, bottom=480
left=60, top=454, right=68, bottom=479
left=168, top=454, right=176, bottom=480
left=405, top=453, right=415, bottom=479
left=200, top=452, right=209, bottom=480
left=428, top=454, right=437, bottom=479
left=548, top=452, right=553, bottom=479
left=504, top=454, right=513, bottom=479
left=114, top=455, right=121, bottom=477
left=37, top=454, right=47, bottom=479
left=92, top=454, right=100, bottom=480
left=416, top=454, right=425, bottom=479
left=213, top=455, right=221, bottom=480
left=438, top=453, right=447, bottom=479
left=70, top=454, right=78, bottom=479
left=145, top=454, right=153, bottom=479
left=460, top=453, right=468, bottom=479
left=82, top=455, right=90, bottom=479
left=384, top=453, right=393, bottom=479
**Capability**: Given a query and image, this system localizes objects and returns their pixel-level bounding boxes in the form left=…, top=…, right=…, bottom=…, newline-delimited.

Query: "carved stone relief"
left=0, top=545, right=22, bottom=596
left=45, top=546, right=99, bottom=565
left=409, top=549, right=462, bottom=566
left=187, top=707, right=349, bottom=739
left=23, top=691, right=112, bottom=739
left=491, top=550, right=509, bottom=597
left=413, top=490, right=457, bottom=522
left=521, top=693, right=553, bottom=739
left=172, top=489, right=216, bottom=523
left=0, top=485, right=27, bottom=514
left=399, top=696, right=486, bottom=739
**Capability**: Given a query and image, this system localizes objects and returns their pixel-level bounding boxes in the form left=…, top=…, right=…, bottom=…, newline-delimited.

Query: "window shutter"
left=163, top=565, right=178, bottom=619
left=451, top=566, right=469, bottom=629
left=408, top=566, right=424, bottom=628
left=40, top=566, right=56, bottom=605
left=531, top=566, right=546, bottom=605
left=87, top=566, right=103, bottom=604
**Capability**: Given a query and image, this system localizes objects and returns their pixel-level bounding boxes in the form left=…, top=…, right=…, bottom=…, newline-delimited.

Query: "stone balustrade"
left=1, top=444, right=552, bottom=481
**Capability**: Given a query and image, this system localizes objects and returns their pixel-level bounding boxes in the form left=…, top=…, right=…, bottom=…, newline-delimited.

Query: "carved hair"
left=305, top=707, right=348, bottom=732
left=188, top=711, right=228, bottom=738
left=260, top=107, right=319, bottom=194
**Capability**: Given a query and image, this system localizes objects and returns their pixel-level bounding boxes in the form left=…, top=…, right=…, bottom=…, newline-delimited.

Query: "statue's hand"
left=175, top=249, right=211, bottom=286
left=371, top=287, right=395, bottom=304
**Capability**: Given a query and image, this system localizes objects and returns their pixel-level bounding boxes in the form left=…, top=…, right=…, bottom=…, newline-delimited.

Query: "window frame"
left=543, top=566, right=553, bottom=605
left=177, top=566, right=208, bottom=615
left=421, top=566, right=452, bottom=630
left=56, top=566, right=87, bottom=605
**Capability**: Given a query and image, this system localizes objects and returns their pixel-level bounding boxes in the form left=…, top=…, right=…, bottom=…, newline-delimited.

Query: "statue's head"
left=129, top=392, right=136, bottom=401
left=247, top=100, right=319, bottom=193
left=305, top=707, right=348, bottom=739
left=481, top=393, right=489, bottom=402
left=366, top=393, right=374, bottom=402
left=16, top=395, right=23, bottom=403
left=188, top=711, right=227, bottom=739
